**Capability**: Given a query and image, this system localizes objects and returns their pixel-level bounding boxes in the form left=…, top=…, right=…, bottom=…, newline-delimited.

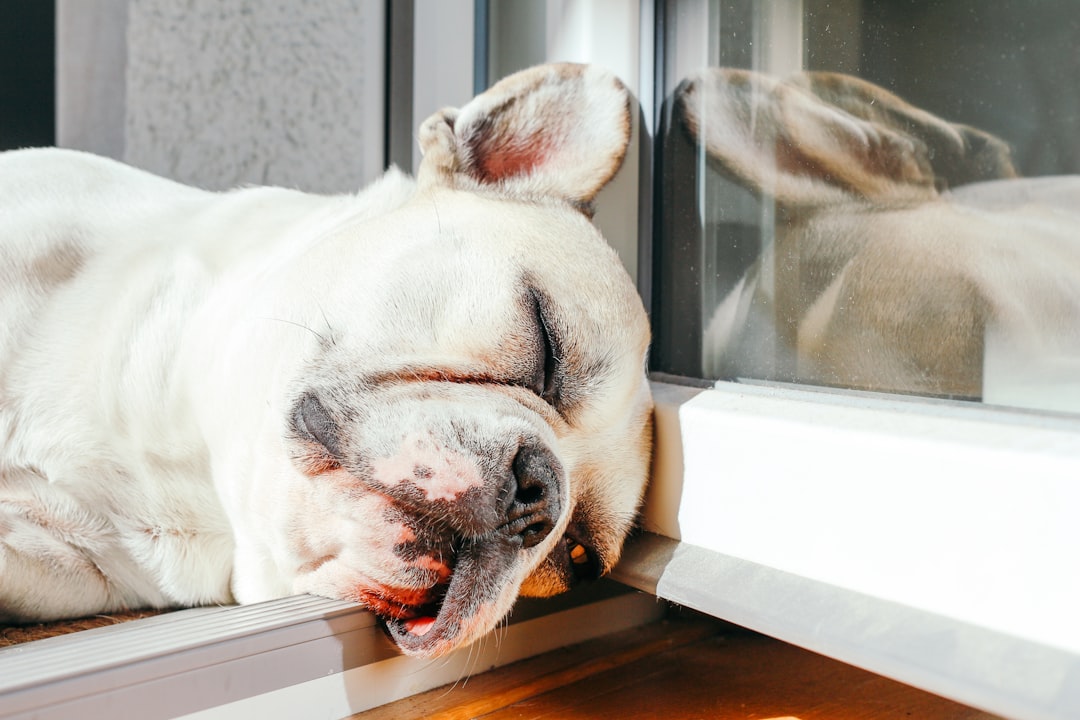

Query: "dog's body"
left=0, top=64, right=653, bottom=657
left=682, top=69, right=1080, bottom=407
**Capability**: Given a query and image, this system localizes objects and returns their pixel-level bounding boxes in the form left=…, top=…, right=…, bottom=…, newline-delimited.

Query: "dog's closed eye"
left=293, top=391, right=342, bottom=461
left=529, top=288, right=560, bottom=406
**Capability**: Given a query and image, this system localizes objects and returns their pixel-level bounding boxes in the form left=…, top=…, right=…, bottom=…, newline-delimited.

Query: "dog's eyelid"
left=528, top=288, right=560, bottom=406
left=294, top=391, right=341, bottom=457
left=538, top=306, right=558, bottom=394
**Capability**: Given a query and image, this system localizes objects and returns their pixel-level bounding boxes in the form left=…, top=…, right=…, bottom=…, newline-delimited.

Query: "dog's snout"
left=504, top=443, right=562, bottom=549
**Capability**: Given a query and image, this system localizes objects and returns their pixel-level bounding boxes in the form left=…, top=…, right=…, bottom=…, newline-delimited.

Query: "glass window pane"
left=653, top=0, right=1080, bottom=414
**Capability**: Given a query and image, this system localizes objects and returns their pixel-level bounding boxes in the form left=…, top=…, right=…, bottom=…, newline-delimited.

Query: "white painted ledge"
left=0, top=582, right=661, bottom=720
left=612, top=377, right=1080, bottom=720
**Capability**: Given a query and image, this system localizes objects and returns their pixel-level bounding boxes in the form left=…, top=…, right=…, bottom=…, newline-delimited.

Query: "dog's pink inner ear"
left=470, top=133, right=552, bottom=184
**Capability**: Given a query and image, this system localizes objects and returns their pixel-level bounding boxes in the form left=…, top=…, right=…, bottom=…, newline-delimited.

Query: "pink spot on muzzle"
left=371, top=433, right=485, bottom=502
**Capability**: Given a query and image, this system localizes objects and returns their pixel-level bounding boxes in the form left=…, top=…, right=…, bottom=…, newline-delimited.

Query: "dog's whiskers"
left=435, top=677, right=461, bottom=702
left=460, top=634, right=484, bottom=686
left=315, top=301, right=336, bottom=346
left=440, top=642, right=475, bottom=694
left=259, top=316, right=329, bottom=344
left=492, top=612, right=510, bottom=663
left=431, top=195, right=443, bottom=236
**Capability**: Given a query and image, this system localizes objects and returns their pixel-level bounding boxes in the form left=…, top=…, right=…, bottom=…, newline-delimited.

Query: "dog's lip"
left=381, top=559, right=470, bottom=649
left=357, top=584, right=447, bottom=621
left=382, top=534, right=521, bottom=655
left=381, top=590, right=452, bottom=649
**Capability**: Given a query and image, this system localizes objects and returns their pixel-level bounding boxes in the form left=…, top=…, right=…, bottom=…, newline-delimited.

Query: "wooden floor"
left=357, top=613, right=1002, bottom=720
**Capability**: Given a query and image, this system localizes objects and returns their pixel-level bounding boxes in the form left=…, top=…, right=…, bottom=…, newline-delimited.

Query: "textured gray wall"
left=124, top=0, right=385, bottom=192
left=57, top=0, right=128, bottom=158
left=58, top=0, right=385, bottom=193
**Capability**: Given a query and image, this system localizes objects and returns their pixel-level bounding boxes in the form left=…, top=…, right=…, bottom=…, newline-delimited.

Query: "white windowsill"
left=0, top=582, right=662, bottom=720
left=611, top=377, right=1080, bottom=720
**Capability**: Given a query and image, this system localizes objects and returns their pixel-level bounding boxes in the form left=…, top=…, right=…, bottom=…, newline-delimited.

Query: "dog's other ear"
left=417, top=63, right=631, bottom=213
left=678, top=68, right=1012, bottom=207
left=791, top=72, right=1017, bottom=189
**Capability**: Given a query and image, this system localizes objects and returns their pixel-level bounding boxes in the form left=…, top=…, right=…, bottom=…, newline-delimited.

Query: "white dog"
left=0, top=63, right=653, bottom=657
left=680, top=69, right=1080, bottom=408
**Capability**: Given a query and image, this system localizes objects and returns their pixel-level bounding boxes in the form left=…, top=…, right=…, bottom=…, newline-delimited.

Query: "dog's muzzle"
left=380, top=439, right=565, bottom=654
left=291, top=390, right=566, bottom=654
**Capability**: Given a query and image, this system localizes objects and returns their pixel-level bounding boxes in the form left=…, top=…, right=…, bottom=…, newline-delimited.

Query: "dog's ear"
left=678, top=68, right=1014, bottom=207
left=791, top=72, right=1017, bottom=189
left=417, top=63, right=631, bottom=213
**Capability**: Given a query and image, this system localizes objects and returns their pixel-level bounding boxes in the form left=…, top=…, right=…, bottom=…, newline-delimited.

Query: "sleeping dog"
left=681, top=69, right=1080, bottom=409
left=0, top=63, right=653, bottom=657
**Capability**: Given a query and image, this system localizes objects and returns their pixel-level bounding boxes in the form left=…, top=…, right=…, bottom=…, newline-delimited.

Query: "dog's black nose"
left=504, top=443, right=562, bottom=548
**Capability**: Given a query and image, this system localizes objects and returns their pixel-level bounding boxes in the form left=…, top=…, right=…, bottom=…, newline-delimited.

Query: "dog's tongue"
left=403, top=616, right=436, bottom=636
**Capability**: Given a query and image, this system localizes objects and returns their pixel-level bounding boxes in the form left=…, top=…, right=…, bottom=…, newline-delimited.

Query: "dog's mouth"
left=378, top=531, right=530, bottom=656
left=377, top=528, right=602, bottom=656
left=382, top=579, right=452, bottom=640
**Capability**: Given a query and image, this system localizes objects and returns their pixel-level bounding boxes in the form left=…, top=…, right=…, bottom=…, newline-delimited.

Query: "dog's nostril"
left=510, top=446, right=557, bottom=508
left=521, top=520, right=555, bottom=548
left=514, top=482, right=544, bottom=507
left=505, top=443, right=562, bottom=547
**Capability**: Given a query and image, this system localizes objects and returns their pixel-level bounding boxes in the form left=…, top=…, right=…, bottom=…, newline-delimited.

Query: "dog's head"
left=220, top=64, right=651, bottom=657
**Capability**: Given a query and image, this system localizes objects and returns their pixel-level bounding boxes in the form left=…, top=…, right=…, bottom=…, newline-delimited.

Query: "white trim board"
left=625, top=378, right=1080, bottom=720
left=0, top=583, right=662, bottom=720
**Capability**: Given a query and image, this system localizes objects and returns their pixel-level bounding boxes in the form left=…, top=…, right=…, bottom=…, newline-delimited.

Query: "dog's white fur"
left=681, top=69, right=1080, bottom=405
left=0, top=63, right=653, bottom=657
